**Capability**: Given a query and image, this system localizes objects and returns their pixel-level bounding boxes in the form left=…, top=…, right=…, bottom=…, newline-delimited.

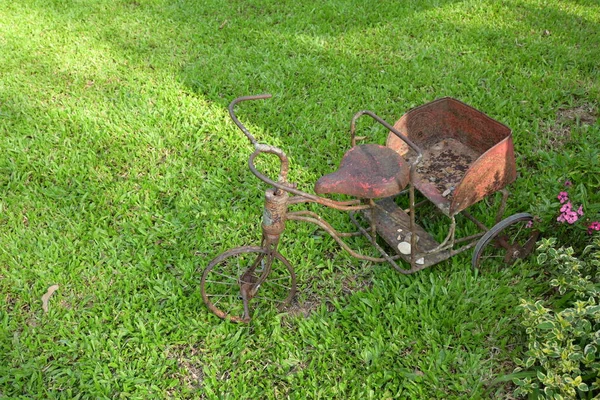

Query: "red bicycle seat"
left=314, top=144, right=410, bottom=199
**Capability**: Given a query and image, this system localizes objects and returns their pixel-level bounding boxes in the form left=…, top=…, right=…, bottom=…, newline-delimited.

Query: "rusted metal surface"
left=495, top=189, right=510, bottom=224
left=202, top=95, right=527, bottom=322
left=229, top=94, right=272, bottom=146
left=461, top=210, right=490, bottom=232
left=287, top=211, right=401, bottom=263
left=287, top=210, right=364, bottom=238
left=201, top=246, right=296, bottom=323
left=350, top=110, right=424, bottom=158
left=362, top=197, right=451, bottom=270
left=471, top=213, right=540, bottom=269
left=386, top=97, right=516, bottom=216
left=248, top=150, right=372, bottom=212
left=262, top=188, right=288, bottom=237
left=232, top=95, right=371, bottom=211
left=347, top=212, right=414, bottom=274
left=451, top=138, right=516, bottom=215
left=314, top=144, right=410, bottom=199
left=410, top=138, right=480, bottom=214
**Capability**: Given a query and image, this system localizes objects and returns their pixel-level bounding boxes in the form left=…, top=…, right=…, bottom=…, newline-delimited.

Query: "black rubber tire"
left=201, top=246, right=296, bottom=323
left=472, top=213, right=539, bottom=270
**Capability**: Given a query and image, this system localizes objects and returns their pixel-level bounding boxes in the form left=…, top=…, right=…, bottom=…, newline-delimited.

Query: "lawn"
left=1, top=0, right=599, bottom=398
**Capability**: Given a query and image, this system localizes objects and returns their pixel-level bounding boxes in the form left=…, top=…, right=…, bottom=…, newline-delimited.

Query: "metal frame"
left=202, top=94, right=534, bottom=322
left=228, top=95, right=503, bottom=270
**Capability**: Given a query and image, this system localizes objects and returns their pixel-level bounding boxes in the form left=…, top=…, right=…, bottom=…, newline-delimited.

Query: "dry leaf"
left=42, top=284, right=59, bottom=313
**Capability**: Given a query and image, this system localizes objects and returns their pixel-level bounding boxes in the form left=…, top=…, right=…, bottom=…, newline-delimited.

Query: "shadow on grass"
left=12, top=1, right=598, bottom=154
left=1, top=0, right=599, bottom=397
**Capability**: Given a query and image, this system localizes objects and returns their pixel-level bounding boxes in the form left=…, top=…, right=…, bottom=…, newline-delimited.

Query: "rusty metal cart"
left=201, top=95, right=539, bottom=322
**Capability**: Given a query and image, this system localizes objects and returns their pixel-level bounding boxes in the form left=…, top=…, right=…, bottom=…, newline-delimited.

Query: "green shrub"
left=514, top=237, right=600, bottom=399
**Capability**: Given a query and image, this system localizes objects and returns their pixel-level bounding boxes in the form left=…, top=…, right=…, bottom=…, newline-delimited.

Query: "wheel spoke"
left=204, top=280, right=239, bottom=286
left=213, top=290, right=234, bottom=307
left=225, top=302, right=239, bottom=317
left=472, top=213, right=536, bottom=270
left=511, top=224, right=525, bottom=245
left=209, top=293, right=237, bottom=300
left=253, top=295, right=287, bottom=303
left=201, top=247, right=296, bottom=323
left=211, top=271, right=241, bottom=281
left=266, top=276, right=291, bottom=282
left=264, top=281, right=292, bottom=289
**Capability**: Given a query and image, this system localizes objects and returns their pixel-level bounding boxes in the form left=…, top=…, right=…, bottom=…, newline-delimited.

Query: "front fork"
left=239, top=188, right=290, bottom=319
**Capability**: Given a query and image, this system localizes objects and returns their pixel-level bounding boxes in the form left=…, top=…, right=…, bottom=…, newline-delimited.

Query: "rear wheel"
left=472, top=213, right=539, bottom=270
left=201, top=246, right=296, bottom=323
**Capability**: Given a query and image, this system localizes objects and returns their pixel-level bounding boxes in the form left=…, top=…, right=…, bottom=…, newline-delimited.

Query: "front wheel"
left=472, top=213, right=539, bottom=270
left=201, top=246, right=297, bottom=323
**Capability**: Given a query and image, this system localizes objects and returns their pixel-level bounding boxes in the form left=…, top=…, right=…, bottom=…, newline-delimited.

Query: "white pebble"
left=416, top=257, right=425, bottom=265
left=397, top=241, right=411, bottom=255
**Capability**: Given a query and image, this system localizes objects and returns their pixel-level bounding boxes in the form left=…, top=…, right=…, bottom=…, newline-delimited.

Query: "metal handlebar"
left=227, top=95, right=375, bottom=211
left=248, top=149, right=370, bottom=211
left=229, top=94, right=291, bottom=192
left=229, top=94, right=273, bottom=146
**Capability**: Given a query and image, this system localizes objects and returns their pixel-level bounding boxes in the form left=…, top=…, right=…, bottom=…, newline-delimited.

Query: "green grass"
left=1, top=0, right=599, bottom=398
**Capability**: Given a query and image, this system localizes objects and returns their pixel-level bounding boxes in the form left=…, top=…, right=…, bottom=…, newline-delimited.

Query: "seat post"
left=369, top=199, right=378, bottom=240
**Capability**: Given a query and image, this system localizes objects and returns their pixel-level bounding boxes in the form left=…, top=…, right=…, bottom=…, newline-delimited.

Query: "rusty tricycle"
left=201, top=95, right=539, bottom=323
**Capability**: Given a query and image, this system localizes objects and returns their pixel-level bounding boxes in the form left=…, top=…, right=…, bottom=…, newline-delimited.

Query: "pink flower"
left=560, top=201, right=572, bottom=213
left=525, top=221, right=533, bottom=228
left=564, top=180, right=572, bottom=187
left=558, top=192, right=569, bottom=203
left=588, top=222, right=600, bottom=235
left=564, top=211, right=578, bottom=224
left=556, top=193, right=585, bottom=226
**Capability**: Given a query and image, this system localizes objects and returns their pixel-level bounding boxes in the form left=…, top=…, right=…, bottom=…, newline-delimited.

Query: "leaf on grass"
left=41, top=284, right=59, bottom=313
